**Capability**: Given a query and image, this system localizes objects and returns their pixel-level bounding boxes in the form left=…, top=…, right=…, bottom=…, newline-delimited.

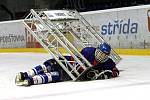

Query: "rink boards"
left=1, top=5, right=150, bottom=49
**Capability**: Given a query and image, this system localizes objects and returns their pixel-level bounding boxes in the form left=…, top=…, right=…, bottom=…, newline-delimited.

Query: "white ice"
left=0, top=53, right=150, bottom=100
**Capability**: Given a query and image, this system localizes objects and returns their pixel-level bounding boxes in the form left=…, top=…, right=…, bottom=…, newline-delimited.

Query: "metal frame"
left=23, top=9, right=121, bottom=81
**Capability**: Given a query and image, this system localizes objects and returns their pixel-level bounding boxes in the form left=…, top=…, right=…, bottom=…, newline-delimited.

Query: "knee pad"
left=28, top=65, right=46, bottom=76
left=43, top=59, right=61, bottom=72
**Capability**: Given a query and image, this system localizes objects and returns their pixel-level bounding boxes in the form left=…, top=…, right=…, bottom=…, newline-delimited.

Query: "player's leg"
left=43, top=58, right=61, bottom=72
left=20, top=71, right=61, bottom=86
left=15, top=58, right=61, bottom=85
left=15, top=64, right=48, bottom=84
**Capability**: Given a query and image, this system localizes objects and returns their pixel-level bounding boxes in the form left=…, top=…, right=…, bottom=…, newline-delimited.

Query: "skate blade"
left=15, top=81, right=29, bottom=86
left=15, top=81, right=24, bottom=86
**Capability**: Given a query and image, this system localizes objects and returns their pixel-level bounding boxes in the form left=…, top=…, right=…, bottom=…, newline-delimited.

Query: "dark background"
left=0, top=0, right=150, bottom=21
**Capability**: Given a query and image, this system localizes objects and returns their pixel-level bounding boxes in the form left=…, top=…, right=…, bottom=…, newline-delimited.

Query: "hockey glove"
left=97, top=70, right=113, bottom=80
left=86, top=69, right=99, bottom=80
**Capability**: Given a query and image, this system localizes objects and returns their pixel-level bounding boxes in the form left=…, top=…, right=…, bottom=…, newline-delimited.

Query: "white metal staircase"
left=23, top=9, right=121, bottom=81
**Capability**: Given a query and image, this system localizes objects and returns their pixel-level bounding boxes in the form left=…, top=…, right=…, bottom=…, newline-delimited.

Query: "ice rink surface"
left=0, top=53, right=150, bottom=100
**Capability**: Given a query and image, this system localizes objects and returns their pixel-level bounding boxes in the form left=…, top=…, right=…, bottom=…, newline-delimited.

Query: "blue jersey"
left=81, top=47, right=119, bottom=77
left=44, top=47, right=119, bottom=78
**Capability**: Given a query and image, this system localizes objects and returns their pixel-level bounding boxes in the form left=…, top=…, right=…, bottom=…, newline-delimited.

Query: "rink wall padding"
left=0, top=48, right=150, bottom=55
left=0, top=48, right=74, bottom=54
left=115, top=49, right=150, bottom=55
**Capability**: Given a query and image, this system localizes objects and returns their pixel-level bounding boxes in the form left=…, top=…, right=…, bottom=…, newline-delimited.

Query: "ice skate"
left=15, top=72, right=26, bottom=86
left=15, top=79, right=31, bottom=86
left=15, top=75, right=31, bottom=86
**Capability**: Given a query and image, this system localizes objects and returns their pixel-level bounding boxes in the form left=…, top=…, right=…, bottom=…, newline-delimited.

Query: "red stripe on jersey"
left=93, top=59, right=98, bottom=66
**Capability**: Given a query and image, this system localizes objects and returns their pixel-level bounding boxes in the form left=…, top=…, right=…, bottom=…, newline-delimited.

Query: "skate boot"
left=15, top=79, right=32, bottom=86
left=15, top=75, right=32, bottom=86
left=15, top=72, right=27, bottom=86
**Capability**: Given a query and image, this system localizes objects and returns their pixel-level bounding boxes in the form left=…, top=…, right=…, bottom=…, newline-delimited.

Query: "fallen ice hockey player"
left=15, top=42, right=119, bottom=86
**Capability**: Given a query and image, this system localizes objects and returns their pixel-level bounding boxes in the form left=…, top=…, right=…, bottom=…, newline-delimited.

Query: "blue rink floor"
left=0, top=53, right=150, bottom=100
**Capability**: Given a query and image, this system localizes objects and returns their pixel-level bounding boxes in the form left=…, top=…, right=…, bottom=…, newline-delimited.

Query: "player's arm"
left=95, top=60, right=119, bottom=79
left=105, top=59, right=119, bottom=78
